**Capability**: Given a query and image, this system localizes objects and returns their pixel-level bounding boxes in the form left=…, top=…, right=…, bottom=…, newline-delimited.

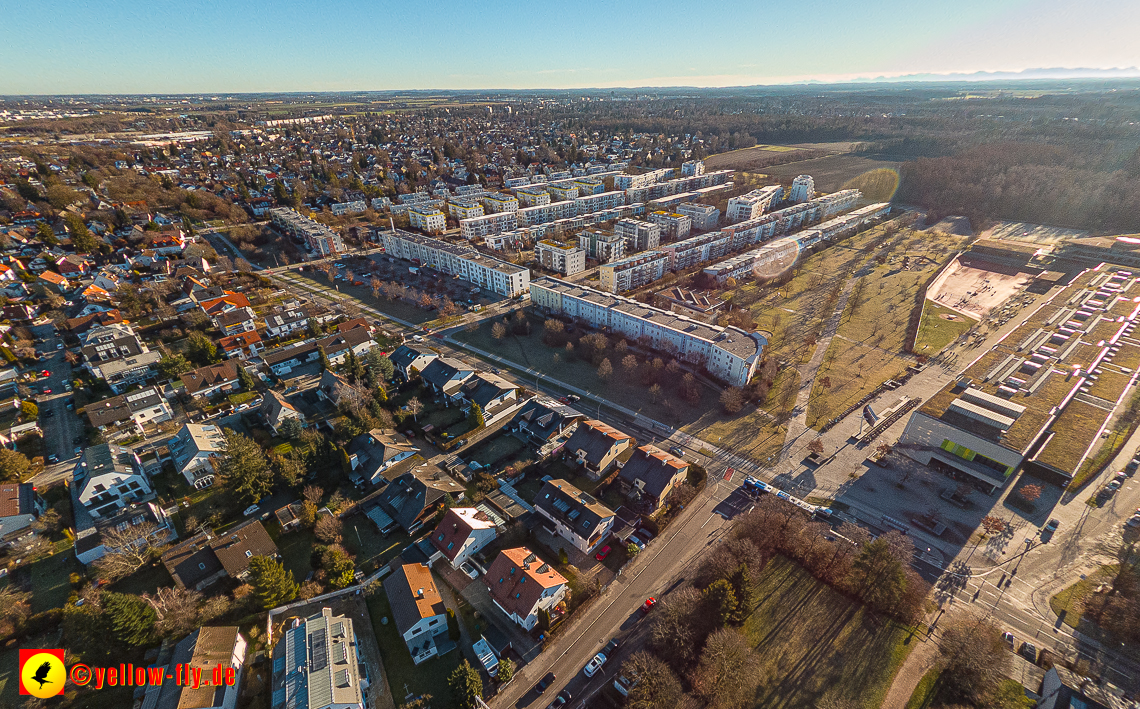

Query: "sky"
left=1, top=0, right=1138, bottom=94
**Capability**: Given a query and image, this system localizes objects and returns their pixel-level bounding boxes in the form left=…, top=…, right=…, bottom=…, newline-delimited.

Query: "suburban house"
left=388, top=343, right=438, bottom=380
left=429, top=507, right=498, bottom=568
left=616, top=445, right=690, bottom=514
left=484, top=547, right=568, bottom=631
left=562, top=419, right=634, bottom=480
left=345, top=429, right=419, bottom=486
left=168, top=423, right=227, bottom=488
left=261, top=341, right=322, bottom=376
left=219, top=330, right=264, bottom=360
left=162, top=520, right=279, bottom=589
left=36, top=269, right=70, bottom=293
left=458, top=373, right=522, bottom=425
left=316, top=328, right=377, bottom=366
left=214, top=307, right=258, bottom=337
left=140, top=626, right=247, bottom=709
left=382, top=563, right=450, bottom=665
left=532, top=478, right=615, bottom=555
left=81, top=323, right=161, bottom=392
left=72, top=443, right=155, bottom=519
left=509, top=398, right=584, bottom=456
left=317, top=370, right=364, bottom=409
left=420, top=357, right=476, bottom=400
left=180, top=361, right=241, bottom=399
left=74, top=501, right=175, bottom=565
left=368, top=466, right=466, bottom=535
left=0, top=483, right=46, bottom=541
left=262, top=306, right=312, bottom=339
left=260, top=390, right=305, bottom=435
left=85, top=386, right=173, bottom=432
left=271, top=608, right=366, bottom=709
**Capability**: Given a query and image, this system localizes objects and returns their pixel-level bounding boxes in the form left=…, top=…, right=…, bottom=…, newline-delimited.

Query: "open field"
left=804, top=229, right=968, bottom=427
left=914, top=301, right=977, bottom=355
left=761, top=153, right=905, bottom=192
left=704, top=145, right=827, bottom=172
left=926, top=257, right=1034, bottom=321
left=981, top=220, right=1089, bottom=246
left=742, top=556, right=919, bottom=708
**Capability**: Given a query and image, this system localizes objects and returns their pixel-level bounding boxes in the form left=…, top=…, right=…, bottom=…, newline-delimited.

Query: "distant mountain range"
left=833, top=67, right=1140, bottom=84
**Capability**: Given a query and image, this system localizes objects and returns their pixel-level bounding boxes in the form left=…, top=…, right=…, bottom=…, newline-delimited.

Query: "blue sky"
left=1, top=0, right=1137, bottom=94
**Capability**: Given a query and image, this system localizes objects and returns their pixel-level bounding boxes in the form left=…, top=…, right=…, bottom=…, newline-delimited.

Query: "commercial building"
left=408, top=206, right=446, bottom=233
left=648, top=210, right=692, bottom=241
left=482, top=193, right=520, bottom=214
left=613, top=218, right=662, bottom=252
left=531, top=276, right=767, bottom=386
left=597, top=250, right=670, bottom=293
left=899, top=268, right=1140, bottom=491
left=380, top=229, right=530, bottom=297
left=676, top=202, right=721, bottom=232
left=660, top=230, right=732, bottom=270
left=578, top=230, right=626, bottom=263
left=788, top=174, right=816, bottom=203
left=535, top=240, right=587, bottom=275
left=269, top=207, right=344, bottom=256
left=460, top=211, right=518, bottom=240
left=726, top=186, right=783, bottom=223
left=271, top=608, right=366, bottom=709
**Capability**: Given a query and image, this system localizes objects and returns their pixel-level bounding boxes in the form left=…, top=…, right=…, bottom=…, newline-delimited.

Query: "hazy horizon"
left=2, top=0, right=1138, bottom=95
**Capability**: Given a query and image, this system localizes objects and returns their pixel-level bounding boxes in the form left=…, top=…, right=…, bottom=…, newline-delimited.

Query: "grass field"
left=762, top=154, right=906, bottom=192
left=1049, top=566, right=1116, bottom=629
left=742, top=556, right=919, bottom=708
left=904, top=667, right=941, bottom=709
left=804, top=229, right=967, bottom=427
left=30, top=551, right=82, bottom=613
left=914, top=302, right=977, bottom=355
left=289, top=271, right=439, bottom=326
left=704, top=145, right=824, bottom=172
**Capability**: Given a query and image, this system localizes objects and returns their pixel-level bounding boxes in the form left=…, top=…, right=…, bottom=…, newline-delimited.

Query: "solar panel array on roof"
left=309, top=628, right=328, bottom=672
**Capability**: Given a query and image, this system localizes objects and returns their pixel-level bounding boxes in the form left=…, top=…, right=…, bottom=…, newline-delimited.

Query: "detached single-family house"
left=509, top=398, right=584, bottom=455
left=168, top=423, right=227, bottom=488
left=72, top=443, right=155, bottom=520
left=382, top=563, right=449, bottom=665
left=429, top=507, right=498, bottom=568
left=0, top=483, right=46, bottom=541
left=261, top=306, right=312, bottom=339
left=140, top=626, right=247, bottom=709
left=458, top=373, right=522, bottom=426
left=532, top=478, right=615, bottom=555
left=316, top=328, right=377, bottom=365
left=420, top=357, right=476, bottom=401
left=85, top=386, right=173, bottom=432
left=181, top=361, right=240, bottom=399
left=214, top=307, right=258, bottom=337
left=388, top=344, right=438, bottom=381
left=259, top=390, right=305, bottom=435
left=74, top=501, right=175, bottom=565
left=484, top=547, right=568, bottom=631
left=369, top=466, right=466, bottom=535
left=317, top=370, right=364, bottom=410
left=219, top=330, right=263, bottom=360
left=562, top=420, right=634, bottom=480
left=616, top=445, right=690, bottom=514
left=345, top=429, right=419, bottom=486
left=162, top=520, right=280, bottom=589
left=36, top=269, right=70, bottom=293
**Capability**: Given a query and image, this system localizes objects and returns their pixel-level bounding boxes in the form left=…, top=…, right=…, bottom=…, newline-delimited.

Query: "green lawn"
left=466, top=433, right=527, bottom=468
left=904, top=667, right=941, bottom=709
left=367, top=589, right=461, bottom=705
left=293, top=271, right=438, bottom=325
left=344, top=518, right=412, bottom=573
left=30, top=551, right=82, bottom=613
left=914, top=301, right=976, bottom=355
left=742, top=556, right=920, bottom=709
left=276, top=528, right=318, bottom=582
left=1049, top=566, right=1116, bottom=629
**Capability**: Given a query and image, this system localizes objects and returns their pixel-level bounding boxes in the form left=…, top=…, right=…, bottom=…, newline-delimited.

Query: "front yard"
left=367, top=588, right=462, bottom=706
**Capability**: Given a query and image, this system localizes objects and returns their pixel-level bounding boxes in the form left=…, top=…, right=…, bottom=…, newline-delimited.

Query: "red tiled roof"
left=484, top=547, right=565, bottom=620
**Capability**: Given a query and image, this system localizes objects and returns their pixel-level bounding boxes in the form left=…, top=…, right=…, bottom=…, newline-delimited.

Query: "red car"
left=40, top=369, right=50, bottom=377
left=595, top=545, right=611, bottom=561
left=640, top=597, right=657, bottom=615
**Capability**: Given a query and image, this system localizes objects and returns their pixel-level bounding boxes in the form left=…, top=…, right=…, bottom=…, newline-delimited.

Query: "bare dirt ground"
left=981, top=220, right=1089, bottom=246
left=926, top=256, right=1033, bottom=320
left=925, top=215, right=975, bottom=237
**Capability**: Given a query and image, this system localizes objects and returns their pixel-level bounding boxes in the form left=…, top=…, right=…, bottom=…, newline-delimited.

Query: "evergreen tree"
left=468, top=402, right=484, bottom=428
left=65, top=214, right=98, bottom=253
left=703, top=578, right=740, bottom=626
left=368, top=350, right=395, bottom=380
left=158, top=353, right=194, bottom=379
left=238, top=365, right=257, bottom=389
left=318, top=346, right=332, bottom=371
left=731, top=563, right=756, bottom=617
left=248, top=555, right=298, bottom=609
left=448, top=660, right=483, bottom=709
left=496, top=657, right=515, bottom=683
left=186, top=331, right=220, bottom=366
left=102, top=592, right=157, bottom=646
left=36, top=222, right=58, bottom=246
left=219, top=429, right=273, bottom=504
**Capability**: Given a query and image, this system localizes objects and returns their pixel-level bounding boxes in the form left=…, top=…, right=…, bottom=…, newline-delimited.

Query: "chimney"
left=417, top=588, right=424, bottom=598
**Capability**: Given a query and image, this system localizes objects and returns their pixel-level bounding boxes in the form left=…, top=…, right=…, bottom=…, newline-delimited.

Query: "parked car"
left=628, top=536, right=646, bottom=551
left=1126, top=513, right=1140, bottom=528
left=534, top=672, right=556, bottom=694
left=1127, top=459, right=1139, bottom=474
left=669, top=445, right=685, bottom=457
left=460, top=562, right=479, bottom=580
left=73, top=446, right=83, bottom=455
left=243, top=504, right=260, bottom=516
left=604, top=638, right=620, bottom=656
left=566, top=394, right=580, bottom=402
left=1044, top=519, right=1060, bottom=534
left=594, top=545, right=612, bottom=561
left=547, top=689, right=572, bottom=709
left=47, top=454, right=59, bottom=464
left=640, top=597, right=657, bottom=615
left=1106, top=480, right=1123, bottom=494
left=1001, top=631, right=1016, bottom=650
left=1020, top=642, right=1038, bottom=663
left=583, top=652, right=607, bottom=677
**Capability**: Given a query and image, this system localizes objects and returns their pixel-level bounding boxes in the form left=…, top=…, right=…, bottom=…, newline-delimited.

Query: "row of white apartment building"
left=530, top=276, right=767, bottom=387
left=460, top=211, right=519, bottom=240
left=578, top=230, right=625, bottom=263
left=648, top=210, right=692, bottom=241
left=703, top=203, right=892, bottom=284
left=483, top=193, right=519, bottom=213
left=719, top=190, right=862, bottom=251
left=535, top=240, right=587, bottom=275
left=613, top=168, right=674, bottom=190
left=614, top=218, right=661, bottom=252
left=661, top=230, right=733, bottom=270
left=622, top=169, right=734, bottom=205
left=726, top=185, right=784, bottom=224
left=268, top=207, right=345, bottom=256
left=330, top=200, right=367, bottom=216
left=599, top=250, right=671, bottom=293
left=379, top=229, right=530, bottom=297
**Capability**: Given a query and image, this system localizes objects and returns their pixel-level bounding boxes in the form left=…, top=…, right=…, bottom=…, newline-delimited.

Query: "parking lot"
left=28, top=324, right=85, bottom=486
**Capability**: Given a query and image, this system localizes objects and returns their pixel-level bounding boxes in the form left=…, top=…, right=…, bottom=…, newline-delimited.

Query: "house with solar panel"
left=532, top=478, right=615, bottom=555
left=271, top=607, right=367, bottom=709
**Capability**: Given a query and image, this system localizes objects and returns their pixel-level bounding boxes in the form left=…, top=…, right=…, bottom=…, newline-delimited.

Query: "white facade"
left=613, top=169, right=672, bottom=190
left=169, top=423, right=227, bottom=489
left=597, top=250, right=671, bottom=293
left=518, top=200, right=575, bottom=226
left=676, top=202, right=721, bottom=232
left=578, top=230, right=626, bottom=263
left=380, top=229, right=530, bottom=297
left=574, top=190, right=626, bottom=216
left=408, top=206, right=446, bottom=233
left=661, top=231, right=732, bottom=270
left=681, top=160, right=705, bottom=177
left=613, top=218, right=662, bottom=252
left=726, top=185, right=783, bottom=223
left=648, top=211, right=692, bottom=241
left=788, top=175, right=815, bottom=203
left=535, top=241, right=586, bottom=275
left=531, top=277, right=766, bottom=386
left=269, top=207, right=345, bottom=256
left=460, top=211, right=518, bottom=240
left=73, top=444, right=155, bottom=520
left=330, top=200, right=367, bottom=216
left=482, top=193, right=520, bottom=214
left=448, top=200, right=484, bottom=219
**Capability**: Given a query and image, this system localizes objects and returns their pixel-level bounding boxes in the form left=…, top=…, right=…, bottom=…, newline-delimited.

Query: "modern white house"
left=272, top=608, right=366, bottom=709
left=429, top=508, right=498, bottom=568
left=383, top=563, right=450, bottom=665
left=73, top=443, right=154, bottom=520
left=169, top=423, right=227, bottom=488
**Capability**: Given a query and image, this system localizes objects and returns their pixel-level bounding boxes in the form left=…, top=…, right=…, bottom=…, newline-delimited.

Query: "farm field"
left=704, top=144, right=827, bottom=172
left=762, top=153, right=905, bottom=192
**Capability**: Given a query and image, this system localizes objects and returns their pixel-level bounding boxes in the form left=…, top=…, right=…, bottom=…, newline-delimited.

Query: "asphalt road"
left=28, top=325, right=84, bottom=487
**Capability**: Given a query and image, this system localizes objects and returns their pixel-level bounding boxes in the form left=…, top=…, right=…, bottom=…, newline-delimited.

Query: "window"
left=429, top=618, right=439, bottom=626
left=447, top=542, right=454, bottom=550
left=245, top=550, right=252, bottom=558
left=411, top=627, right=422, bottom=636
left=515, top=593, right=521, bottom=599
left=199, top=563, right=206, bottom=570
